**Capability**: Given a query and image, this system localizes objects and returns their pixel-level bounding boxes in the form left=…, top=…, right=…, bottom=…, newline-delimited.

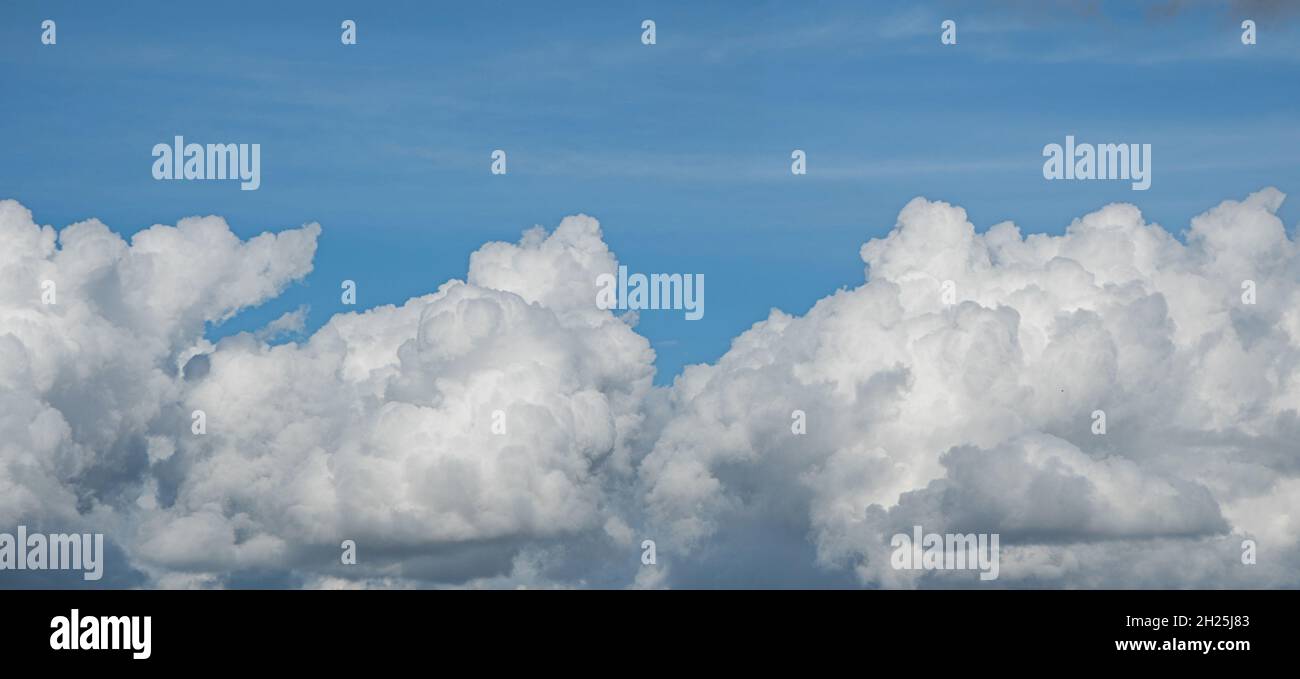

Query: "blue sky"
left=3, top=0, right=1298, bottom=383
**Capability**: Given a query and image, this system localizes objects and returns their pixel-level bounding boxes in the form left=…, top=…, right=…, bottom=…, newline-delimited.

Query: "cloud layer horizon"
left=2, top=189, right=1297, bottom=588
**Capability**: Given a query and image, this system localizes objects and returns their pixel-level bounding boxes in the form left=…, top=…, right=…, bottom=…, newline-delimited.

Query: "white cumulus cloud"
left=1, top=190, right=1297, bottom=588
